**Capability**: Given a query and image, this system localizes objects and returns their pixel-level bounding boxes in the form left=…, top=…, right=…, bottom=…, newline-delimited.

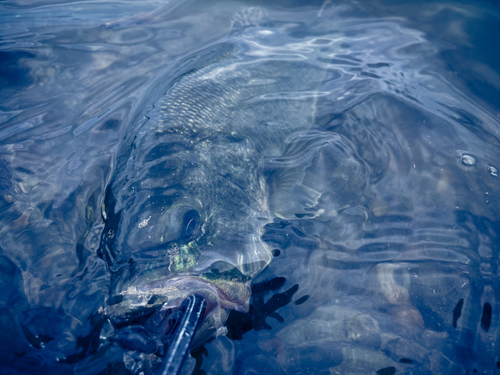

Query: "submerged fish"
left=96, top=9, right=329, bottom=368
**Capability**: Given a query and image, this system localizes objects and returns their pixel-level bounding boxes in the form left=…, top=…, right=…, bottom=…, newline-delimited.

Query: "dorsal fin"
left=229, top=7, right=269, bottom=37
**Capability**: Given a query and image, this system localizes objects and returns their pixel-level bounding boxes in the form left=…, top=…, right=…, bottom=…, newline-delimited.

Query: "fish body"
left=97, top=12, right=329, bottom=352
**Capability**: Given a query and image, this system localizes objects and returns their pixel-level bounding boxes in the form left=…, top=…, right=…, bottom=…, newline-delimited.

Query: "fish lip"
left=105, top=274, right=250, bottom=327
left=153, top=276, right=249, bottom=312
left=129, top=275, right=250, bottom=312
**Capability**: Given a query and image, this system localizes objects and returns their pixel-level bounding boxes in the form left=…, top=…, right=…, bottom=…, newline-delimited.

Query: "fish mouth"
left=102, top=275, right=247, bottom=358
left=104, top=274, right=251, bottom=330
left=129, top=275, right=249, bottom=311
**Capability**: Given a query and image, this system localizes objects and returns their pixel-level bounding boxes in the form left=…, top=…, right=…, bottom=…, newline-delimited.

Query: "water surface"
left=1, top=0, right=499, bottom=374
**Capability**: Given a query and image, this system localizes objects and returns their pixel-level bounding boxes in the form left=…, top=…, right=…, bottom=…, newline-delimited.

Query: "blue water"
left=1, top=0, right=500, bottom=374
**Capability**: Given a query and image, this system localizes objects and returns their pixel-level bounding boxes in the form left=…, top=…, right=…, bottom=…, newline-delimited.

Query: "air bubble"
left=488, top=166, right=498, bottom=177
left=461, top=154, right=476, bottom=166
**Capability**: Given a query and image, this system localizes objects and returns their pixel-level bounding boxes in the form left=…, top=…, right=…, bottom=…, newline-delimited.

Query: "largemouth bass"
left=97, top=9, right=330, bottom=367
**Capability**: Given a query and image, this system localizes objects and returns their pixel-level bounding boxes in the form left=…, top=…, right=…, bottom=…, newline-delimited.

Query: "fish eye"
left=182, top=209, right=200, bottom=238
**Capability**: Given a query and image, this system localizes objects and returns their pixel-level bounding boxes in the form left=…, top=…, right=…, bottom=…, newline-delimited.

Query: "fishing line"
left=157, top=294, right=206, bottom=375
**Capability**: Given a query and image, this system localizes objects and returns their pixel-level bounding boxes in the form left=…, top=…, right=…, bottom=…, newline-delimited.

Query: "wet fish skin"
left=97, top=16, right=328, bottom=345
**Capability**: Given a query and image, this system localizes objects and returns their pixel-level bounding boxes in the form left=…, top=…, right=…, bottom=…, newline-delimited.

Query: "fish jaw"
left=104, top=272, right=252, bottom=332
left=125, top=275, right=250, bottom=313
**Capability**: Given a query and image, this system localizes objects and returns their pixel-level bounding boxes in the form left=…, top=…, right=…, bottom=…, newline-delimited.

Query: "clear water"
left=1, top=0, right=499, bottom=374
